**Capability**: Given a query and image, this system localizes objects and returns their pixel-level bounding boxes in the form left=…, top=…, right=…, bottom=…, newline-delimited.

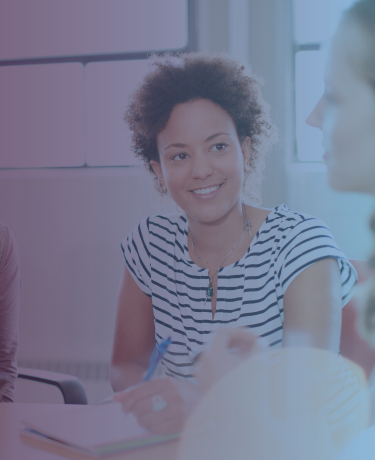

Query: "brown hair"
left=344, top=0, right=375, bottom=340
left=124, top=52, right=277, bottom=203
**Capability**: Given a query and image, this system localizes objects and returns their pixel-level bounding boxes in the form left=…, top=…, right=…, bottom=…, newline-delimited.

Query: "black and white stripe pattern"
left=122, top=204, right=357, bottom=382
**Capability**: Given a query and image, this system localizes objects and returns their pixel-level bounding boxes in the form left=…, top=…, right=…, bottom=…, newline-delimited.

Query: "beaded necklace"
left=190, top=204, right=253, bottom=304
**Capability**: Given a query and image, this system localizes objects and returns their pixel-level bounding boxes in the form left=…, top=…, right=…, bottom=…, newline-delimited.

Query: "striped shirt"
left=122, top=204, right=357, bottom=382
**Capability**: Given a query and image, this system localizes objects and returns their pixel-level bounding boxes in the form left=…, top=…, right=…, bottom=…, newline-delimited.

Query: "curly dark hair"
left=124, top=52, right=277, bottom=203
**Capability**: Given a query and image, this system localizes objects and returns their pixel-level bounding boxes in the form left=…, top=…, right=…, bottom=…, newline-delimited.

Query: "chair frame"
left=17, top=367, right=87, bottom=405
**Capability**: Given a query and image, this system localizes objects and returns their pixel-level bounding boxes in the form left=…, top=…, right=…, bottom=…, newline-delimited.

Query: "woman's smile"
left=190, top=183, right=223, bottom=198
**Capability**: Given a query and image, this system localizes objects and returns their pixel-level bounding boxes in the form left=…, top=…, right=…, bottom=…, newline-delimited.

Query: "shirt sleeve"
left=275, top=216, right=357, bottom=308
left=121, top=217, right=152, bottom=297
left=0, top=223, right=21, bottom=403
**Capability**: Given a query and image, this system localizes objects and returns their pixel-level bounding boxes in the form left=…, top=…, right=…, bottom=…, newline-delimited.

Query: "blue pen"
left=141, top=336, right=172, bottom=382
left=101, top=337, right=172, bottom=404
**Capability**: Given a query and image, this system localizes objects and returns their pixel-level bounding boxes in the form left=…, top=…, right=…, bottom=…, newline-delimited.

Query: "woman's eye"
left=212, top=143, right=227, bottom=152
left=172, top=153, right=187, bottom=161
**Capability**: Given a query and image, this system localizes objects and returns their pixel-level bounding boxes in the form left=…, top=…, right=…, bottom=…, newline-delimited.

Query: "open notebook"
left=21, top=402, right=179, bottom=457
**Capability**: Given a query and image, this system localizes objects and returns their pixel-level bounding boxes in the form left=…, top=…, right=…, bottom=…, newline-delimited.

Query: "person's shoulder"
left=125, top=213, right=186, bottom=242
left=0, top=220, right=18, bottom=256
left=147, top=212, right=187, bottom=235
left=268, top=204, right=330, bottom=233
left=0, top=220, right=10, bottom=243
left=147, top=212, right=186, bottom=226
left=0, top=220, right=19, bottom=272
left=0, top=221, right=7, bottom=265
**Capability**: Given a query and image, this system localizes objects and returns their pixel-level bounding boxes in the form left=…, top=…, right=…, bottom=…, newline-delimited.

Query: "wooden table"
left=0, top=403, right=179, bottom=460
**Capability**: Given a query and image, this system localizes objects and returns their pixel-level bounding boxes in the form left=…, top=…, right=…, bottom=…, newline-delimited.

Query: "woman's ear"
left=241, top=137, right=251, bottom=172
left=150, top=160, right=167, bottom=192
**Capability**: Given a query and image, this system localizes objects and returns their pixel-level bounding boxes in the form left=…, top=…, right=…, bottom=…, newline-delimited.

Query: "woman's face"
left=151, top=98, right=251, bottom=224
left=306, top=22, right=375, bottom=194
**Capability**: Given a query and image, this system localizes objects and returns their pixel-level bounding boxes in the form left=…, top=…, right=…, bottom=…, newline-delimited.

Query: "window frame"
left=292, top=32, right=322, bottom=164
left=0, top=0, right=197, bottom=170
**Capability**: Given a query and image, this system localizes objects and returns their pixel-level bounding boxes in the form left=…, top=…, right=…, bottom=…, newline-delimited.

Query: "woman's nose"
left=306, top=95, right=325, bottom=129
left=191, top=154, right=214, bottom=179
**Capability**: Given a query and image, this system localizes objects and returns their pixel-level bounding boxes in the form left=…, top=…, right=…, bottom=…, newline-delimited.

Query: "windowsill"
left=286, top=162, right=327, bottom=173
left=0, top=165, right=146, bottom=179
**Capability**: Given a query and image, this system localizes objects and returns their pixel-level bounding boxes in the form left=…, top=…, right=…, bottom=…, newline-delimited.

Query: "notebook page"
left=22, top=402, right=148, bottom=449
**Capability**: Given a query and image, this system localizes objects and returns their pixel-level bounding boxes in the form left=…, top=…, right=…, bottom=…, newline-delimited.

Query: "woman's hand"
left=113, top=377, right=202, bottom=435
left=195, top=328, right=262, bottom=392
left=113, top=329, right=261, bottom=434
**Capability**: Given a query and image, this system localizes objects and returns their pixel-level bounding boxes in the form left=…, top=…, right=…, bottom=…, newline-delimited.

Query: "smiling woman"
left=110, top=52, right=358, bottom=436
left=125, top=53, right=275, bottom=203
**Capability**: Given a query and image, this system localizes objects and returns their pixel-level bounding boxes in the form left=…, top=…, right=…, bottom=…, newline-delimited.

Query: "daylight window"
left=0, top=0, right=190, bottom=168
left=294, top=0, right=355, bottom=162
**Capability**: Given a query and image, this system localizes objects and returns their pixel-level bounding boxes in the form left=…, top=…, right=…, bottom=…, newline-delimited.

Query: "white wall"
left=0, top=167, right=175, bottom=402
left=0, top=166, right=175, bottom=362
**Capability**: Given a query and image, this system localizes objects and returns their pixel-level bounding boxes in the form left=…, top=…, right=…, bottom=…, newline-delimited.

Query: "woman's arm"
left=192, top=259, right=343, bottom=394
left=282, top=258, right=342, bottom=352
left=110, top=266, right=156, bottom=392
left=111, top=267, right=203, bottom=435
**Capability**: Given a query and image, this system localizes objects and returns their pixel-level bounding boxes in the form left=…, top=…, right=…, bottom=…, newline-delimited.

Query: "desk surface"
left=0, top=403, right=179, bottom=460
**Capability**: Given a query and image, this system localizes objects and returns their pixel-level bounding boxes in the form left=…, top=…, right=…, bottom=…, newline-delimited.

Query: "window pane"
left=0, top=0, right=188, bottom=60
left=295, top=50, right=325, bottom=162
left=85, top=61, right=151, bottom=166
left=0, top=64, right=85, bottom=168
left=294, top=0, right=356, bottom=43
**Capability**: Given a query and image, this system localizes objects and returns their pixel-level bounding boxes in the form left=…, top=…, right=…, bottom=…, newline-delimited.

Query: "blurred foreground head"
left=180, top=349, right=369, bottom=460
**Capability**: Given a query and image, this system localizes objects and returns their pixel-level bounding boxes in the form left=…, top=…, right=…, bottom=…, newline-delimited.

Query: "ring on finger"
left=152, top=394, right=168, bottom=412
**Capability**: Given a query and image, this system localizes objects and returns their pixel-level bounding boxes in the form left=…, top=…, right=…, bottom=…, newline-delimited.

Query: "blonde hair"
left=343, top=0, right=375, bottom=90
left=343, top=0, right=375, bottom=340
